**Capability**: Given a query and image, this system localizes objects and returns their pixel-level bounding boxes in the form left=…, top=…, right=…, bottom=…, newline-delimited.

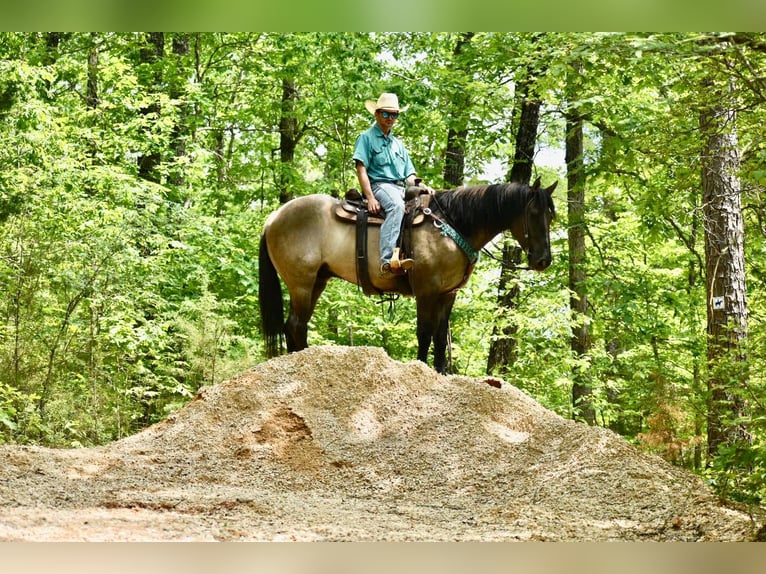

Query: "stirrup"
left=389, top=248, right=414, bottom=272
left=389, top=257, right=414, bottom=271
left=380, top=262, right=404, bottom=277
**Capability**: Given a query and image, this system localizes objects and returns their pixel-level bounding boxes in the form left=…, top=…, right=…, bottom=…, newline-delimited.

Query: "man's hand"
left=413, top=177, right=434, bottom=195
left=367, top=196, right=382, bottom=214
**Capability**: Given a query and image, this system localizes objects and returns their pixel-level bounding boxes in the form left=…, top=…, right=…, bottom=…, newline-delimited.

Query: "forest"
left=0, top=32, right=764, bottom=509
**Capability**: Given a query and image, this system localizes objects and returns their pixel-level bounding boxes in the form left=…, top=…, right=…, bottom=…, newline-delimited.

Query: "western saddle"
left=334, top=186, right=432, bottom=294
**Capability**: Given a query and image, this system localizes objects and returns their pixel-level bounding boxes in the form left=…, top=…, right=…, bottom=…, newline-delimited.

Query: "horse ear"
left=545, top=181, right=558, bottom=195
left=531, top=176, right=541, bottom=192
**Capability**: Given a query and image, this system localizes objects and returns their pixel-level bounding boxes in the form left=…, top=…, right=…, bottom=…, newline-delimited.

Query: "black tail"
left=259, top=232, right=285, bottom=357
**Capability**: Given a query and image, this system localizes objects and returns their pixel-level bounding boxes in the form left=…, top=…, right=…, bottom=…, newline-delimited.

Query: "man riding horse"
left=352, top=92, right=434, bottom=276
left=259, top=91, right=557, bottom=373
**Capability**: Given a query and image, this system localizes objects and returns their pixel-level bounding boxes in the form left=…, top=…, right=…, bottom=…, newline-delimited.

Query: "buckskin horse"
left=258, top=177, right=557, bottom=374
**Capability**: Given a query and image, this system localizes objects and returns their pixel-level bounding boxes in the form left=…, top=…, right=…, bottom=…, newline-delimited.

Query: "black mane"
left=432, top=182, right=532, bottom=235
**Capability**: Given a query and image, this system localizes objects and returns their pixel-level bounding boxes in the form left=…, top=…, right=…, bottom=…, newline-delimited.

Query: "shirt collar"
left=372, top=122, right=393, bottom=139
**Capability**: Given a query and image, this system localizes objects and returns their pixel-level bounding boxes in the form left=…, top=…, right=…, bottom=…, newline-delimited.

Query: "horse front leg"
left=416, top=293, right=456, bottom=374
left=416, top=296, right=436, bottom=366
left=416, top=318, right=433, bottom=365
left=432, top=293, right=457, bottom=374
left=432, top=323, right=450, bottom=374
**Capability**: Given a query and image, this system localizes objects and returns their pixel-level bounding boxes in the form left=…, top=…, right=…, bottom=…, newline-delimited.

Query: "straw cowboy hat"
left=365, top=92, right=409, bottom=115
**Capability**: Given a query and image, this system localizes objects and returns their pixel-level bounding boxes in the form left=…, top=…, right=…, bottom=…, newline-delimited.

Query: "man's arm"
left=355, top=161, right=381, bottom=214
left=406, top=174, right=434, bottom=194
left=402, top=147, right=433, bottom=193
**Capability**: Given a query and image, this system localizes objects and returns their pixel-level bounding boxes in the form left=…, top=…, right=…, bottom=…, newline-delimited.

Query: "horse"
left=258, top=177, right=557, bottom=374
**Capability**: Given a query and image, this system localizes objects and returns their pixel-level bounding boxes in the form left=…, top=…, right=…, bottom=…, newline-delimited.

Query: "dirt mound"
left=0, top=346, right=757, bottom=541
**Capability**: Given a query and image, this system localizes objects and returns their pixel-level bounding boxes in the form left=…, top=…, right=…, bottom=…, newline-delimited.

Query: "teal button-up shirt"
left=352, top=122, right=415, bottom=184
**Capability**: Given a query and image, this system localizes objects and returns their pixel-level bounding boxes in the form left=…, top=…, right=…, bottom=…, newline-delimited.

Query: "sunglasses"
left=379, top=110, right=399, bottom=119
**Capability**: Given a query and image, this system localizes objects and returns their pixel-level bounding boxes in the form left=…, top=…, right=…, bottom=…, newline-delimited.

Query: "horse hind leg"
left=285, top=306, right=308, bottom=352
left=285, top=272, right=330, bottom=353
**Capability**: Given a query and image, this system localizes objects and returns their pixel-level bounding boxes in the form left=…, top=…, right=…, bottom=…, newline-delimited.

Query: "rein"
left=426, top=194, right=480, bottom=264
left=479, top=245, right=534, bottom=271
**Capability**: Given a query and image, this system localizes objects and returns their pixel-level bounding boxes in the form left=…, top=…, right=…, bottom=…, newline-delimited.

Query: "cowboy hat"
left=365, top=92, right=409, bottom=115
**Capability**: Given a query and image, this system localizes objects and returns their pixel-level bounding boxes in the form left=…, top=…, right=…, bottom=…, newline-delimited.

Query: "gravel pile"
left=0, top=346, right=756, bottom=541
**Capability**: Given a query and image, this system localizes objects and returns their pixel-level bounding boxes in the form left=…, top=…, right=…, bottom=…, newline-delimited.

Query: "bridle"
left=428, top=189, right=553, bottom=272
left=482, top=195, right=552, bottom=271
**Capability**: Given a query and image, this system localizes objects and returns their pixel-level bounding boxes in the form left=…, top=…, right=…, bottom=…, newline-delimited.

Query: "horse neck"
left=440, top=184, right=527, bottom=249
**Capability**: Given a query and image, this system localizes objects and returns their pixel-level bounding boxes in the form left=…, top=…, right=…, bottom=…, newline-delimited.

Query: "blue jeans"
left=371, top=181, right=405, bottom=264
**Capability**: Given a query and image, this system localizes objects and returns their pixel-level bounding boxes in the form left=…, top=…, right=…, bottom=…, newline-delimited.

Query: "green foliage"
left=708, top=437, right=766, bottom=507
left=0, top=32, right=765, bottom=511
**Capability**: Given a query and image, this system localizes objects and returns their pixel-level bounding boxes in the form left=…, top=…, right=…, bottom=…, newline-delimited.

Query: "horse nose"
left=533, top=253, right=552, bottom=270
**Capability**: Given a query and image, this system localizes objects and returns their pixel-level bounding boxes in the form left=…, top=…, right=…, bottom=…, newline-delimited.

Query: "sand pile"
left=0, top=346, right=757, bottom=541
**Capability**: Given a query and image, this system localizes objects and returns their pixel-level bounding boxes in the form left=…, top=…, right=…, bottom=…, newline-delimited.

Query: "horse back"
left=263, top=193, right=470, bottom=297
left=263, top=195, right=359, bottom=285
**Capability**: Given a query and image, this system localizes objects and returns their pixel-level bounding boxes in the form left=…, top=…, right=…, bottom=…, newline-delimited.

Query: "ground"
left=0, top=346, right=759, bottom=541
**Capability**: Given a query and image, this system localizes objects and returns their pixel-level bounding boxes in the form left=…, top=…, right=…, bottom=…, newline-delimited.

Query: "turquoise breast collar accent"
left=423, top=208, right=479, bottom=264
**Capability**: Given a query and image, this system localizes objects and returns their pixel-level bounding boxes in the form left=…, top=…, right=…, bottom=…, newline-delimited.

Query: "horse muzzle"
left=527, top=252, right=552, bottom=271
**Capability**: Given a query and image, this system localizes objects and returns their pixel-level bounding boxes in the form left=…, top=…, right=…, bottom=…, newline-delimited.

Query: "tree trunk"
left=168, top=33, right=190, bottom=192
left=278, top=77, right=300, bottom=204
left=566, top=64, right=595, bottom=424
left=507, top=90, right=540, bottom=185
left=486, top=66, right=540, bottom=376
left=41, top=32, right=62, bottom=67
left=443, top=32, right=474, bottom=188
left=507, top=33, right=544, bottom=184
left=137, top=32, right=164, bottom=183
left=700, top=83, right=749, bottom=458
left=84, top=33, right=100, bottom=197
left=86, top=34, right=99, bottom=110
left=435, top=32, right=476, bottom=373
left=486, top=241, right=523, bottom=374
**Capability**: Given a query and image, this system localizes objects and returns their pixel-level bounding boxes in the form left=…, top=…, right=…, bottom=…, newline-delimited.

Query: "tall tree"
left=486, top=54, right=542, bottom=375
left=137, top=32, right=164, bottom=183
left=86, top=34, right=99, bottom=111
left=84, top=33, right=100, bottom=197
left=566, top=61, right=595, bottom=425
left=442, top=32, right=474, bottom=188
left=700, top=79, right=750, bottom=457
left=278, top=76, right=301, bottom=204
left=168, top=33, right=190, bottom=192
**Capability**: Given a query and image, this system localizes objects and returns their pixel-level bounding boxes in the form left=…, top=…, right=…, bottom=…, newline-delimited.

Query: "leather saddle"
left=335, top=187, right=433, bottom=295
left=334, top=187, right=431, bottom=226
